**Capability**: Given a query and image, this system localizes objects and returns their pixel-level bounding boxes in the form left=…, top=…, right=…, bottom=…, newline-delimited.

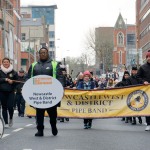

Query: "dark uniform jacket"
left=16, top=76, right=25, bottom=94
left=137, top=62, right=150, bottom=83
left=0, top=69, right=18, bottom=92
left=27, top=59, right=64, bottom=85
left=126, top=75, right=143, bottom=86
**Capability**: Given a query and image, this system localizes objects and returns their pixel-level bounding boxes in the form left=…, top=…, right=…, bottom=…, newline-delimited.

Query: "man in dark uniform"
left=137, top=50, right=150, bottom=131
left=126, top=66, right=143, bottom=125
left=15, top=69, right=26, bottom=117
left=27, top=46, right=63, bottom=136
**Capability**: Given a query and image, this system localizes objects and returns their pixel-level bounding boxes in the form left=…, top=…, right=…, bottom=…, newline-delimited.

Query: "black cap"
left=132, top=66, right=138, bottom=70
left=39, top=46, right=48, bottom=52
left=19, top=69, right=25, bottom=73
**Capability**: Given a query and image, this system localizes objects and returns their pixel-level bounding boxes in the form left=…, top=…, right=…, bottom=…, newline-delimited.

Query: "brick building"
left=95, top=13, right=136, bottom=74
left=0, top=0, right=21, bottom=70
left=136, top=0, right=150, bottom=62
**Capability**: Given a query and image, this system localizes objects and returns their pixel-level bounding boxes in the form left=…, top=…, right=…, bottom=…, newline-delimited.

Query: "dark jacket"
left=137, top=62, right=150, bottom=83
left=126, top=75, right=143, bottom=86
left=27, top=59, right=64, bottom=85
left=0, top=69, right=18, bottom=92
left=15, top=76, right=25, bottom=93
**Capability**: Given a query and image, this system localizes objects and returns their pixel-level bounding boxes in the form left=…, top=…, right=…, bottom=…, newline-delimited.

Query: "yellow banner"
left=58, top=85, right=150, bottom=118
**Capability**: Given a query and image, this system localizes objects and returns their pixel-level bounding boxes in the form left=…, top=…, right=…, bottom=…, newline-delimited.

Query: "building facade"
left=21, top=5, right=57, bottom=60
left=0, top=0, right=21, bottom=70
left=113, top=13, right=136, bottom=71
left=136, top=0, right=150, bottom=62
left=21, top=17, right=49, bottom=71
left=95, top=13, right=136, bottom=74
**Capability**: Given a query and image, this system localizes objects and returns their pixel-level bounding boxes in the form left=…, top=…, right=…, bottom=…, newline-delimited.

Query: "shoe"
left=84, top=124, right=88, bottom=129
left=139, top=119, right=142, bottom=124
left=20, top=114, right=24, bottom=117
left=35, top=130, right=44, bottom=136
left=145, top=126, right=150, bottom=131
left=121, top=118, right=125, bottom=121
left=125, top=120, right=128, bottom=123
left=87, top=122, right=92, bottom=129
left=65, top=118, right=69, bottom=122
left=132, top=121, right=136, bottom=125
left=60, top=118, right=64, bottom=122
left=51, top=125, right=58, bottom=136
left=5, top=124, right=9, bottom=128
left=9, top=119, right=13, bottom=127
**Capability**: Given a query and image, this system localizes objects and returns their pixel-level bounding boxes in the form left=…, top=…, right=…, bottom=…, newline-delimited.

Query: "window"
left=118, top=32, right=124, bottom=45
left=49, top=41, right=55, bottom=48
left=21, top=33, right=26, bottom=41
left=127, top=34, right=135, bottom=46
left=49, top=31, right=55, bottom=38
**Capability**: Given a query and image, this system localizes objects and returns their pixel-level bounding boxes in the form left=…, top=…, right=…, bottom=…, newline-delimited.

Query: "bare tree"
left=85, top=28, right=114, bottom=74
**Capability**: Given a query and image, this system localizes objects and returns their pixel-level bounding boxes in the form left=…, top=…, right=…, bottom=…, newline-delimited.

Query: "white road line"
left=12, top=128, right=24, bottom=132
left=25, top=124, right=33, bottom=127
left=23, top=149, right=32, bottom=150
left=2, top=134, right=10, bottom=138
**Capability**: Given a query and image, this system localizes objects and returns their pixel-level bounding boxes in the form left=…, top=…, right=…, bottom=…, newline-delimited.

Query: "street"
left=0, top=112, right=150, bottom=150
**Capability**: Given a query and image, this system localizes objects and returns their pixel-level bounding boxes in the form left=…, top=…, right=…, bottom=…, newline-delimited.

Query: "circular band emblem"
left=127, top=90, right=149, bottom=111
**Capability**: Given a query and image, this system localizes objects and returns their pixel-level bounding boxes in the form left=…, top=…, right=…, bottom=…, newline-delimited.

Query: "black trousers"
left=36, top=106, right=57, bottom=130
left=15, top=93, right=25, bottom=115
left=84, top=119, right=92, bottom=124
left=146, top=116, right=150, bottom=125
left=0, top=91, right=14, bottom=124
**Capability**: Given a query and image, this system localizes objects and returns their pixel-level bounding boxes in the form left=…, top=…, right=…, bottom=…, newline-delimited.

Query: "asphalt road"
left=0, top=112, right=150, bottom=150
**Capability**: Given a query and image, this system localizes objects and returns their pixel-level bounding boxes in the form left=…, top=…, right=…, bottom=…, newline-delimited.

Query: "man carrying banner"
left=27, top=46, right=63, bottom=136
left=126, top=66, right=143, bottom=125
left=137, top=50, right=150, bottom=131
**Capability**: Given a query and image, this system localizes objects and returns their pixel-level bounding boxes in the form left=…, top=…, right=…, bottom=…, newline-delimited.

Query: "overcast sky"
left=21, top=0, right=136, bottom=60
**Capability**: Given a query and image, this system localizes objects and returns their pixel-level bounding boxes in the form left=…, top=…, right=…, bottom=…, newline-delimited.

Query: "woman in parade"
left=0, top=58, right=18, bottom=128
left=77, top=70, right=96, bottom=129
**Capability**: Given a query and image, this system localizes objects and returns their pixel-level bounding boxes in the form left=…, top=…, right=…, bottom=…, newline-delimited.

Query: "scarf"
left=1, top=64, right=13, bottom=74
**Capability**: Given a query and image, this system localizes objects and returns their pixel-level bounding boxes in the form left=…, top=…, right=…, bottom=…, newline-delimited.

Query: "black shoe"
left=51, top=126, right=58, bottom=136
left=35, top=130, right=43, bottom=137
left=84, top=124, right=88, bottom=129
left=20, top=114, right=24, bottom=117
left=121, top=118, right=125, bottom=121
left=87, top=122, right=92, bottom=129
left=125, top=120, right=128, bottom=123
left=132, top=121, right=136, bottom=125
left=60, top=118, right=64, bottom=122
left=65, top=118, right=69, bottom=122
left=139, top=120, right=142, bottom=124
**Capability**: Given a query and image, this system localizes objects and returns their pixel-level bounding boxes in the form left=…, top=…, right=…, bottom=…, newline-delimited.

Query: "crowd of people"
left=0, top=47, right=150, bottom=137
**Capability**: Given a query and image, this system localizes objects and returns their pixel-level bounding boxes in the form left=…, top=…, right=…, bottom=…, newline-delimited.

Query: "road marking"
left=23, top=149, right=32, bottom=150
left=12, top=128, right=24, bottom=132
left=25, top=124, right=33, bottom=127
left=2, top=134, right=10, bottom=138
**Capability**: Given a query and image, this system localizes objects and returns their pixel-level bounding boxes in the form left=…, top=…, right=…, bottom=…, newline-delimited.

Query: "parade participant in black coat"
left=0, top=58, right=18, bottom=128
left=126, top=66, right=143, bottom=125
left=115, top=71, right=130, bottom=122
left=15, top=69, right=26, bottom=117
left=137, top=50, right=150, bottom=131
left=27, top=46, right=64, bottom=136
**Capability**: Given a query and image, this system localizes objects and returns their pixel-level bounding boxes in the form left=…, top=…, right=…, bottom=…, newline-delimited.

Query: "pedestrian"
left=137, top=50, right=150, bottom=131
left=0, top=57, right=18, bottom=128
left=115, top=71, right=130, bottom=122
left=15, top=69, right=26, bottom=117
left=77, top=70, right=96, bottom=129
left=126, top=66, right=143, bottom=125
left=27, top=46, right=64, bottom=136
